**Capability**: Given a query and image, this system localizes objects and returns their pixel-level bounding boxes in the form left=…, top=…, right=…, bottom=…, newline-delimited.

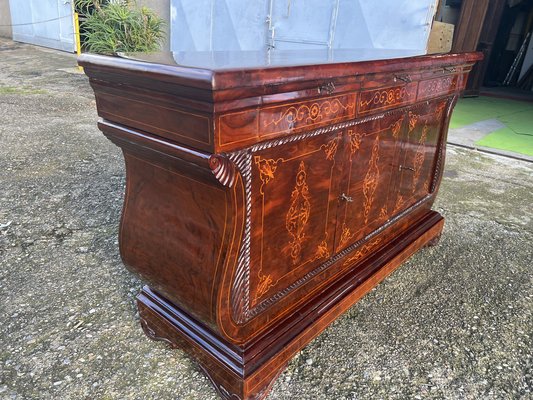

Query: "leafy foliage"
left=75, top=0, right=165, bottom=55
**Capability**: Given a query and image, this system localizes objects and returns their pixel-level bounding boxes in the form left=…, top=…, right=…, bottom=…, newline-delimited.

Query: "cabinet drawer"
left=259, top=93, right=357, bottom=138
left=218, top=93, right=357, bottom=149
left=93, top=86, right=213, bottom=151
left=361, top=71, right=420, bottom=89
left=419, top=65, right=462, bottom=80
left=417, top=74, right=460, bottom=101
left=358, top=82, right=418, bottom=116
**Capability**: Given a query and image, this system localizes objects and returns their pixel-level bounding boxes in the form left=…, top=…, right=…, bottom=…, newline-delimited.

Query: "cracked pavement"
left=0, top=39, right=532, bottom=399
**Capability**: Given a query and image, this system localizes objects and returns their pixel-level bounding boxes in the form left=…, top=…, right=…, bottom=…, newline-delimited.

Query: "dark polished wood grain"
left=79, top=49, right=482, bottom=400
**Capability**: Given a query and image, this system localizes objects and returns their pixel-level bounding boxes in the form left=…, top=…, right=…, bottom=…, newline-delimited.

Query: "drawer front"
left=259, top=93, right=357, bottom=138
left=218, top=71, right=460, bottom=151
left=419, top=66, right=461, bottom=80
left=217, top=93, right=357, bottom=150
left=417, top=74, right=460, bottom=101
left=92, top=83, right=212, bottom=151
left=218, top=109, right=260, bottom=149
left=358, top=82, right=418, bottom=116
left=361, top=71, right=420, bottom=89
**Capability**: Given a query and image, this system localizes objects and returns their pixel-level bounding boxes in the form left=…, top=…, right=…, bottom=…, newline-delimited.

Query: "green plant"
left=75, top=0, right=165, bottom=55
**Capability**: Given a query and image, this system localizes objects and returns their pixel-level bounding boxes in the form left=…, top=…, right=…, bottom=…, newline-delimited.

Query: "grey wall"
left=8, top=0, right=75, bottom=52
left=0, top=0, right=13, bottom=39
left=139, top=0, right=171, bottom=52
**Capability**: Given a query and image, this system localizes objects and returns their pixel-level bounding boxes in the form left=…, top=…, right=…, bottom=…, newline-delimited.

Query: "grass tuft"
left=75, top=0, right=165, bottom=55
left=0, top=86, right=48, bottom=95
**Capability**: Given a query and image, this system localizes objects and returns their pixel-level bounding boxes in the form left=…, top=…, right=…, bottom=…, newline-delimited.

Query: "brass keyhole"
left=399, top=165, right=415, bottom=172
left=340, top=193, right=353, bottom=202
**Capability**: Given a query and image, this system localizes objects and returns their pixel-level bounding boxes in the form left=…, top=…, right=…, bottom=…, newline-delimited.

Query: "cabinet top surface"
left=79, top=50, right=482, bottom=92
left=116, top=49, right=427, bottom=70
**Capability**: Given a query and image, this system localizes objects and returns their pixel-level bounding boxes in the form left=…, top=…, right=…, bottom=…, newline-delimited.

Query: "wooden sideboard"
left=79, top=49, right=482, bottom=400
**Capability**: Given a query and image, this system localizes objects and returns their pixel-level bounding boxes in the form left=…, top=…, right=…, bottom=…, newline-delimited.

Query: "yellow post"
left=74, top=12, right=83, bottom=72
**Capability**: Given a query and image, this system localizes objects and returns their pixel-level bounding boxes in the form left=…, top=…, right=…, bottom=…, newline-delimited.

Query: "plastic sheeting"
left=170, top=0, right=437, bottom=53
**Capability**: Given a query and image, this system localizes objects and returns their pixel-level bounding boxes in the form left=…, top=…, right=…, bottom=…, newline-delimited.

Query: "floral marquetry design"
left=339, top=224, right=354, bottom=248
left=408, top=111, right=419, bottom=134
left=254, top=156, right=283, bottom=193
left=363, top=137, right=380, bottom=224
left=379, top=206, right=388, bottom=221
left=310, top=104, right=320, bottom=119
left=348, top=129, right=363, bottom=156
left=412, top=124, right=429, bottom=193
left=391, top=116, right=404, bottom=138
left=314, top=240, right=330, bottom=260
left=342, top=238, right=383, bottom=267
left=360, top=87, right=409, bottom=108
left=321, top=134, right=341, bottom=161
left=263, top=96, right=356, bottom=130
left=359, top=83, right=417, bottom=115
left=140, top=318, right=177, bottom=349
left=255, top=274, right=274, bottom=300
left=394, top=195, right=405, bottom=214
left=418, top=76, right=457, bottom=100
left=286, top=161, right=312, bottom=264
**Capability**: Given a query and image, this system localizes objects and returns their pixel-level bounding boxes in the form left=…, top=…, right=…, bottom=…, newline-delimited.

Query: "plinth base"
left=137, top=211, right=444, bottom=400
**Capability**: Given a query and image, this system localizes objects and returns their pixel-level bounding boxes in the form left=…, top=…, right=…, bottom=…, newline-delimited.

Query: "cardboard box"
left=427, top=21, right=455, bottom=54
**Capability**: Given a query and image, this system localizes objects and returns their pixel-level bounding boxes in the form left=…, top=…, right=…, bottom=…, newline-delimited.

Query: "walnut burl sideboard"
left=79, top=49, right=481, bottom=400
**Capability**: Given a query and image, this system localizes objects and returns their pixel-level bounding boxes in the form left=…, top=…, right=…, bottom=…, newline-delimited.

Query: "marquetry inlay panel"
left=417, top=75, right=459, bottom=101
left=358, top=82, right=418, bottom=115
left=259, top=94, right=357, bottom=137
left=218, top=93, right=357, bottom=149
left=247, top=130, right=341, bottom=306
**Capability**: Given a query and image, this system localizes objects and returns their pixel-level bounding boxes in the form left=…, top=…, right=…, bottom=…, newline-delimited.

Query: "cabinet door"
left=334, top=113, right=405, bottom=253
left=391, top=100, right=447, bottom=215
left=249, top=130, right=343, bottom=306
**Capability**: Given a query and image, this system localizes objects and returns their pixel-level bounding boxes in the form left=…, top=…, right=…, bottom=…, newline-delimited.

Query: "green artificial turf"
left=450, top=96, right=533, bottom=157
left=476, top=126, right=533, bottom=156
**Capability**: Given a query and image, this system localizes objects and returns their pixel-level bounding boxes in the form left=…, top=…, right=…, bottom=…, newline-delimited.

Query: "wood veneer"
left=79, top=49, right=482, bottom=400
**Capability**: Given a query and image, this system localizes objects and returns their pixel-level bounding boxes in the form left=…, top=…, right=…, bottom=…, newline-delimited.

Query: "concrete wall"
left=139, top=0, right=170, bottom=52
left=0, top=0, right=13, bottom=38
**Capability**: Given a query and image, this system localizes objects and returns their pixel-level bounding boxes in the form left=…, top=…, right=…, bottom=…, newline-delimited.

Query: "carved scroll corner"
left=209, top=154, right=237, bottom=187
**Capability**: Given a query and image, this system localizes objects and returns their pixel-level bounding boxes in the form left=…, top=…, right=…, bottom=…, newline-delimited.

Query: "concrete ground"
left=447, top=119, right=533, bottom=163
left=448, top=94, right=533, bottom=162
left=0, top=39, right=532, bottom=400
